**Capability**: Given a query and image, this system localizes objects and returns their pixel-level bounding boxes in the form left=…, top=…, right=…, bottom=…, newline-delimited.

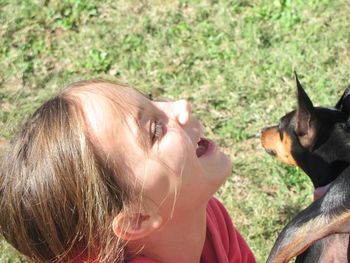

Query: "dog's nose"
left=265, top=148, right=277, bottom=156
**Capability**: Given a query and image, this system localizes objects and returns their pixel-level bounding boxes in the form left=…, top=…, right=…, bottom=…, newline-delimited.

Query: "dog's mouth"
left=265, top=148, right=277, bottom=157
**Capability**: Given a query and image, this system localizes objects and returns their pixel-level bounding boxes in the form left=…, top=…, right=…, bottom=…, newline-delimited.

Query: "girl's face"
left=80, top=86, right=231, bottom=220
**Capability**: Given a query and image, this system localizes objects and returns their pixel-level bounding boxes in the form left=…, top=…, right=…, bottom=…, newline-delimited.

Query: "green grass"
left=1, top=0, right=350, bottom=262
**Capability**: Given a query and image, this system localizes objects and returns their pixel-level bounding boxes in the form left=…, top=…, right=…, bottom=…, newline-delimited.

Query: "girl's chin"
left=207, top=155, right=232, bottom=185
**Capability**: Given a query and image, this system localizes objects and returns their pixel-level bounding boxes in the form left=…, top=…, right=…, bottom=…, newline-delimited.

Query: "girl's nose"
left=173, top=100, right=191, bottom=125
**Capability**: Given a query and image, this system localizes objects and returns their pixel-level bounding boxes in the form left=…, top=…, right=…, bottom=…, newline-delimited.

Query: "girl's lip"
left=204, top=139, right=216, bottom=157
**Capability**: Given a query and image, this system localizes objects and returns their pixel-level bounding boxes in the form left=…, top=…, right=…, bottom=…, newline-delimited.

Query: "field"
left=1, top=0, right=350, bottom=262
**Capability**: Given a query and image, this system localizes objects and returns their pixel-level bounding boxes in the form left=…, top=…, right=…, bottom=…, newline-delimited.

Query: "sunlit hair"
left=0, top=80, right=151, bottom=262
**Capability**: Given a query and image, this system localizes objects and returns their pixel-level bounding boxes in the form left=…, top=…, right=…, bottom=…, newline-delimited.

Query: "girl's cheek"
left=140, top=159, right=172, bottom=206
left=157, top=129, right=190, bottom=176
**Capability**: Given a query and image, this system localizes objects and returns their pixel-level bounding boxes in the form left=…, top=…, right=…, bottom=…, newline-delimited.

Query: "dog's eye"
left=279, top=129, right=284, bottom=140
left=278, top=123, right=284, bottom=140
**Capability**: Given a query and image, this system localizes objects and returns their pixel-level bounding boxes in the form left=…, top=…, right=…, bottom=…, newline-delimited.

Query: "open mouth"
left=265, top=148, right=277, bottom=157
left=196, top=138, right=210, bottom=157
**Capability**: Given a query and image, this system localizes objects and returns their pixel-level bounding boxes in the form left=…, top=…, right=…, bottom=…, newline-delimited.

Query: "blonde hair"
left=0, top=80, right=143, bottom=262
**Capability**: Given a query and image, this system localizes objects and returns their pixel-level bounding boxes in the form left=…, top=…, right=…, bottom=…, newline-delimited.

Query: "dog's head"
left=261, top=73, right=350, bottom=187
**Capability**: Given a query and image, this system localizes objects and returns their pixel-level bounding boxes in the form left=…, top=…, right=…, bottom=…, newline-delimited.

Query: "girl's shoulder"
left=203, top=197, right=256, bottom=263
left=206, top=197, right=232, bottom=226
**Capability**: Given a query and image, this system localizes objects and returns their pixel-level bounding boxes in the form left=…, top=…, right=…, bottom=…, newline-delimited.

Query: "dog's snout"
left=265, top=148, right=277, bottom=156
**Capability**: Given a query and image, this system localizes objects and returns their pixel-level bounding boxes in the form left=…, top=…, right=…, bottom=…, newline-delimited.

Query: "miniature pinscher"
left=261, top=73, right=350, bottom=263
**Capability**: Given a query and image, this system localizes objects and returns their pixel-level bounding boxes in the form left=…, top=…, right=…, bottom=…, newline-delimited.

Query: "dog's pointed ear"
left=295, top=72, right=318, bottom=148
left=335, top=85, right=350, bottom=116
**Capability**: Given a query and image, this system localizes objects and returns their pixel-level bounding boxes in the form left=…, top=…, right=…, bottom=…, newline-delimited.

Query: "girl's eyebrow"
left=139, top=90, right=170, bottom=102
left=137, top=90, right=153, bottom=101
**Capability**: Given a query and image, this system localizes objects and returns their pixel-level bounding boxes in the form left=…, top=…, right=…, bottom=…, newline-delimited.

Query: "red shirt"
left=129, top=198, right=256, bottom=263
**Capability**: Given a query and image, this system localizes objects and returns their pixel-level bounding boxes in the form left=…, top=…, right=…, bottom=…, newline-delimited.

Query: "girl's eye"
left=151, top=119, right=163, bottom=143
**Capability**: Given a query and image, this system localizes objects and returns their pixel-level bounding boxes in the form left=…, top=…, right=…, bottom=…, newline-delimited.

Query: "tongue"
left=196, top=139, right=208, bottom=157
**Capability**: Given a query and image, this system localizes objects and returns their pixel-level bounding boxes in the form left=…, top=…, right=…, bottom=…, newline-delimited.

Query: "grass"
left=1, top=0, right=350, bottom=262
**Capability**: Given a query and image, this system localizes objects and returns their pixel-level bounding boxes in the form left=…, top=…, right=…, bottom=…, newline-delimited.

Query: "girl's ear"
left=112, top=211, right=162, bottom=241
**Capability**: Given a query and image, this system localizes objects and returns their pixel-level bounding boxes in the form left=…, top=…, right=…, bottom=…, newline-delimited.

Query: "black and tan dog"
left=261, top=73, right=350, bottom=263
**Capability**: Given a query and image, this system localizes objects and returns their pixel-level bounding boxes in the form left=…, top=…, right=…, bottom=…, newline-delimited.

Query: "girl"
left=0, top=80, right=255, bottom=263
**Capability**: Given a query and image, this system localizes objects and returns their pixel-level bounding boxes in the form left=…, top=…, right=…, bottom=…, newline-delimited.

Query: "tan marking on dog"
left=261, top=127, right=297, bottom=166
left=268, top=211, right=350, bottom=263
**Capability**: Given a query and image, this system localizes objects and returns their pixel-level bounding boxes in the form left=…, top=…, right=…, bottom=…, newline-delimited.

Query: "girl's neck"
left=129, top=204, right=207, bottom=263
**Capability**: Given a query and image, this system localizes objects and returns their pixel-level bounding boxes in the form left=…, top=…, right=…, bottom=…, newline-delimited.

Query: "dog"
left=261, top=73, right=350, bottom=262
